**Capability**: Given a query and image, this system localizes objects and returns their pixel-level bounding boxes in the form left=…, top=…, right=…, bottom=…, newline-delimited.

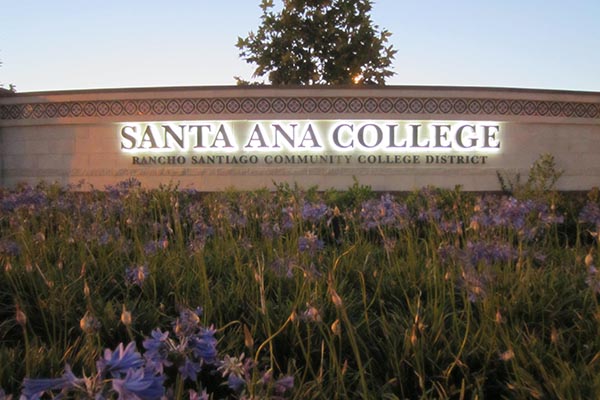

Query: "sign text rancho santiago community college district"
left=119, top=120, right=501, bottom=166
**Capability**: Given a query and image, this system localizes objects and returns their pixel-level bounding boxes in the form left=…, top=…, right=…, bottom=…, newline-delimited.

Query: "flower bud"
left=499, top=349, right=514, bottom=361
left=410, top=325, right=418, bottom=346
left=120, top=305, right=132, bottom=326
left=331, top=319, right=341, bottom=336
left=330, top=288, right=343, bottom=308
left=495, top=309, right=504, bottom=324
left=585, top=251, right=594, bottom=268
left=243, top=324, right=254, bottom=349
left=469, top=219, right=480, bottom=232
left=16, top=305, right=27, bottom=327
left=550, top=327, right=559, bottom=344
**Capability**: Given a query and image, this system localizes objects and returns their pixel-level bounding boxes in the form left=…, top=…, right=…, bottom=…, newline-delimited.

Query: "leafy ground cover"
left=1, top=178, right=600, bottom=399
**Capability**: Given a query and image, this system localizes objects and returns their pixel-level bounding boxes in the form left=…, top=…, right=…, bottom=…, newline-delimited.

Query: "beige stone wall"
left=1, top=86, right=599, bottom=191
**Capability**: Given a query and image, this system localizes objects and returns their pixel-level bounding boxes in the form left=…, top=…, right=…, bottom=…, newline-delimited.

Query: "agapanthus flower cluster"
left=438, top=240, right=518, bottom=268
left=281, top=206, right=296, bottom=231
left=217, top=353, right=294, bottom=397
left=261, top=220, right=283, bottom=239
left=125, top=264, right=149, bottom=287
left=470, top=196, right=564, bottom=240
left=298, top=231, right=324, bottom=255
left=0, top=388, right=11, bottom=400
left=20, top=307, right=216, bottom=399
left=585, top=265, right=600, bottom=294
left=22, top=342, right=165, bottom=400
left=0, top=184, right=49, bottom=213
left=143, top=237, right=169, bottom=255
left=360, top=194, right=409, bottom=230
left=208, top=202, right=248, bottom=233
left=579, top=201, right=600, bottom=233
left=415, top=187, right=443, bottom=223
left=142, top=307, right=217, bottom=384
left=458, top=267, right=491, bottom=303
left=183, top=200, right=215, bottom=251
left=0, top=239, right=20, bottom=258
left=105, top=177, right=142, bottom=199
left=270, top=256, right=297, bottom=278
left=72, top=223, right=123, bottom=247
left=301, top=201, right=330, bottom=224
left=189, top=219, right=214, bottom=252
left=299, top=303, right=322, bottom=323
left=18, top=304, right=296, bottom=399
left=79, top=311, right=102, bottom=334
left=143, top=323, right=217, bottom=381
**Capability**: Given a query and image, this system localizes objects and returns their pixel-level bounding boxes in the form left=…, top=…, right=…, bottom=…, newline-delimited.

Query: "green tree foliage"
left=236, top=0, right=397, bottom=85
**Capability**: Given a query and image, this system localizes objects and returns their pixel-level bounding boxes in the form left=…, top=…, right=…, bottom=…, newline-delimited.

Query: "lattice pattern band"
left=1, top=96, right=599, bottom=120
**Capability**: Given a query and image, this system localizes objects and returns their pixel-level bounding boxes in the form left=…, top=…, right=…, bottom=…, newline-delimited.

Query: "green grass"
left=1, top=179, right=599, bottom=399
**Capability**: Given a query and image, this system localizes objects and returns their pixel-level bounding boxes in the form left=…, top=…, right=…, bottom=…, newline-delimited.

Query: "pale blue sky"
left=1, top=0, right=599, bottom=93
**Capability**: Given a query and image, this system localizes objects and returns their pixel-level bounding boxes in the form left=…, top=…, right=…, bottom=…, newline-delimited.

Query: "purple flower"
left=22, top=364, right=81, bottom=400
left=280, top=206, right=296, bottom=231
left=415, top=187, right=443, bottom=223
left=178, top=359, right=201, bottom=381
left=173, top=307, right=202, bottom=337
left=586, top=265, right=600, bottom=294
left=298, top=231, right=324, bottom=254
left=360, top=194, right=409, bottom=230
left=300, top=262, right=322, bottom=280
left=105, top=178, right=142, bottom=198
left=438, top=240, right=517, bottom=269
left=270, top=257, right=296, bottom=278
left=0, top=185, right=48, bottom=213
left=0, top=388, right=9, bottom=400
left=97, top=342, right=144, bottom=378
left=210, top=203, right=248, bottom=231
left=438, top=219, right=463, bottom=234
left=274, top=375, right=294, bottom=394
left=218, top=353, right=252, bottom=380
left=458, top=268, right=489, bottom=303
left=189, top=389, right=209, bottom=400
left=464, top=241, right=516, bottom=267
left=261, top=221, right=282, bottom=239
left=227, top=374, right=246, bottom=392
left=0, top=239, right=20, bottom=257
left=299, top=304, right=322, bottom=323
left=188, top=219, right=213, bottom=252
left=471, top=196, right=563, bottom=240
left=111, top=368, right=165, bottom=400
left=143, top=241, right=160, bottom=256
left=142, top=329, right=172, bottom=373
left=97, top=232, right=111, bottom=246
left=125, top=265, right=149, bottom=287
left=301, top=202, right=329, bottom=223
left=193, top=220, right=214, bottom=238
left=580, top=201, right=600, bottom=230
left=189, top=326, right=218, bottom=365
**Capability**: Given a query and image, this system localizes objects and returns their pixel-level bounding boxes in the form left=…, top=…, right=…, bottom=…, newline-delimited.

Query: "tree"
left=0, top=56, right=16, bottom=92
left=236, top=0, right=396, bottom=85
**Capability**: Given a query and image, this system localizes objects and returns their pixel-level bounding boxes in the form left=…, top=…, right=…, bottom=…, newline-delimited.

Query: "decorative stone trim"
left=1, top=96, right=599, bottom=120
